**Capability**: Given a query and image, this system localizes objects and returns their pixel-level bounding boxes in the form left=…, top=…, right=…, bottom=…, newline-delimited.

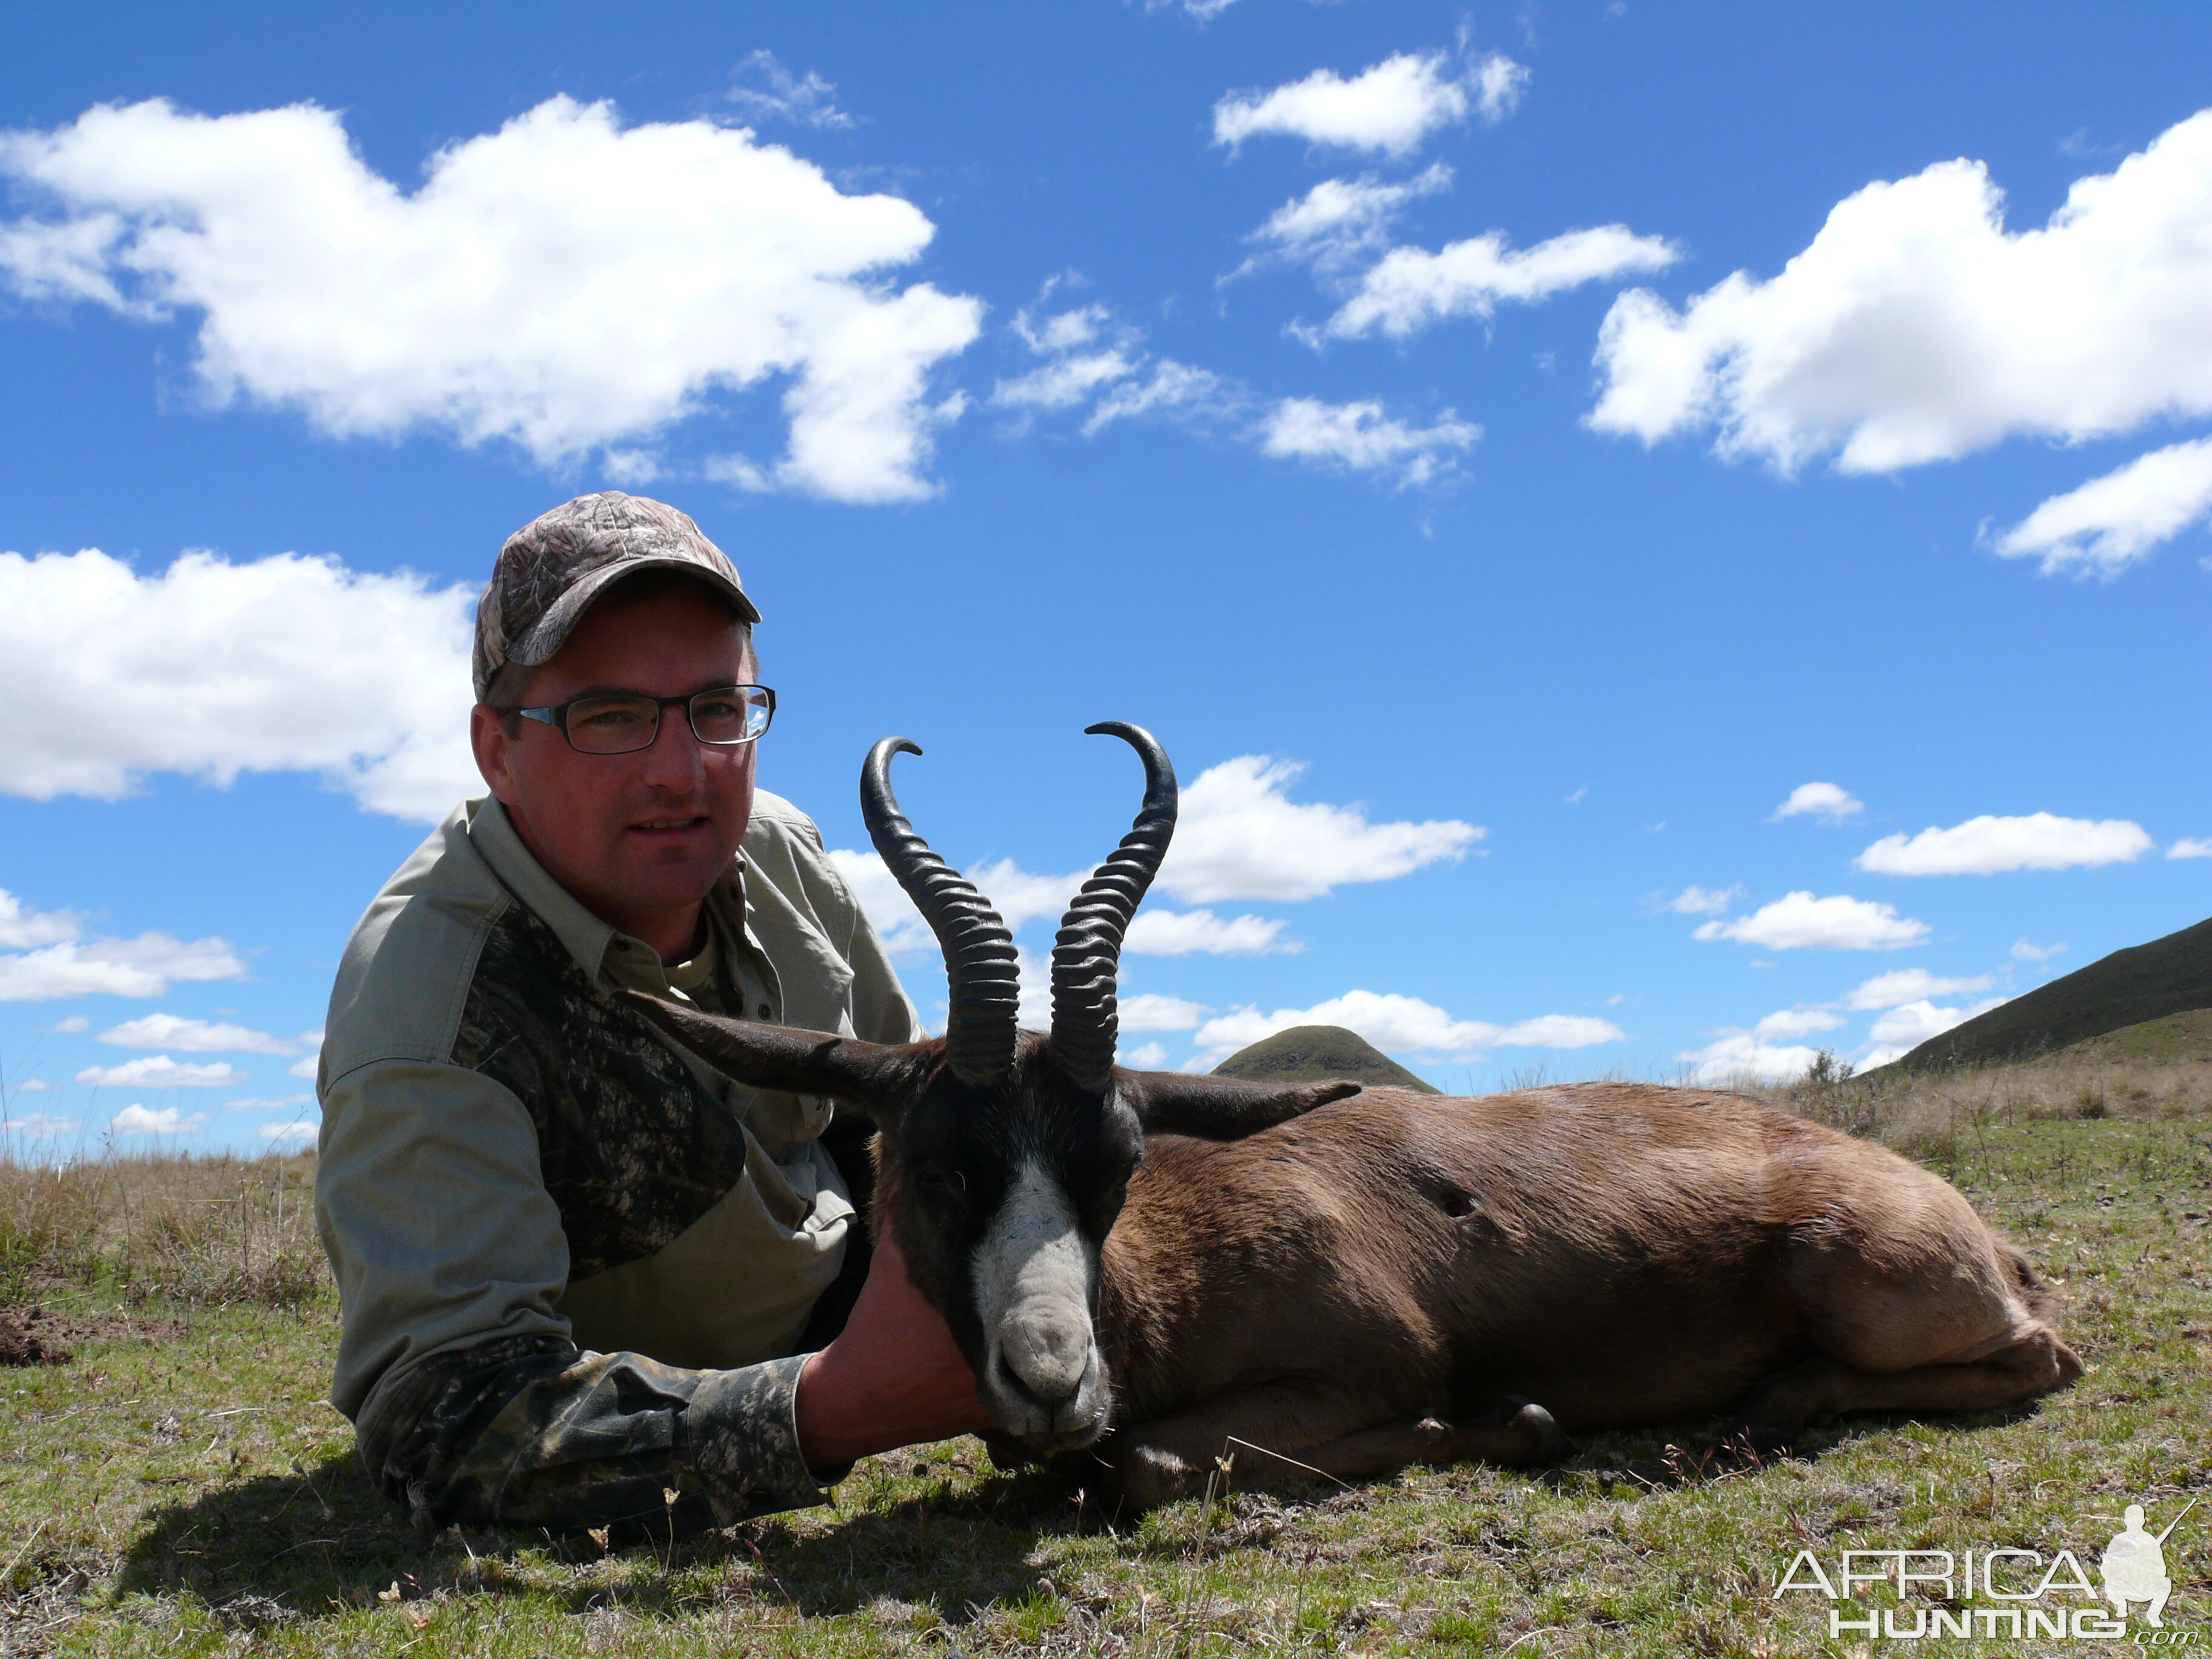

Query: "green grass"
left=4, top=1085, right=2208, bottom=1655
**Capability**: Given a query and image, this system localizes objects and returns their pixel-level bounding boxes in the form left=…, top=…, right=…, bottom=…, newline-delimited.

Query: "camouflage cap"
left=474, top=492, right=761, bottom=701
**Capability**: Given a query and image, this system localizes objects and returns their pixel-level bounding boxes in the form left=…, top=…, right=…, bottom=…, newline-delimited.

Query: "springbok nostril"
left=998, top=1318, right=1091, bottom=1406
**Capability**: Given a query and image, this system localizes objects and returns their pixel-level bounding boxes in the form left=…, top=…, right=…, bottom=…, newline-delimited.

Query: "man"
left=315, top=492, right=990, bottom=1537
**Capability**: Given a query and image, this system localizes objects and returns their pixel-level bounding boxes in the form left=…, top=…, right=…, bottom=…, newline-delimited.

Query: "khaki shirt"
left=314, top=790, right=921, bottom=1533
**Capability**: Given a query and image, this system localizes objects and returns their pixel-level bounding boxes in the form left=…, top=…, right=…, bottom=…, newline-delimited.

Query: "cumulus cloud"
left=0, top=890, right=81, bottom=948
left=1255, top=398, right=1480, bottom=486
left=1855, top=813, right=2153, bottom=876
left=1235, top=165, right=1454, bottom=281
left=256, top=1120, right=318, bottom=1144
left=1162, top=755, right=1481, bottom=902
left=2012, top=939, right=2067, bottom=962
left=1193, top=990, right=1623, bottom=1064
left=224, top=1094, right=313, bottom=1112
left=0, top=931, right=249, bottom=1004
left=1, top=1113, right=79, bottom=1138
left=1124, top=910, right=1293, bottom=956
left=78, top=1056, right=249, bottom=1088
left=0, top=96, right=980, bottom=501
left=8, top=1079, right=56, bottom=1093
left=1844, top=968, right=1996, bottom=1011
left=1119, top=993, right=1210, bottom=1033
left=725, top=50, right=854, bottom=130
left=0, top=547, right=477, bottom=820
left=1678, top=1033, right=1824, bottom=1087
left=1772, top=782, right=1864, bottom=823
left=2171, top=838, right=2212, bottom=860
left=96, top=1013, right=295, bottom=1054
left=110, top=1104, right=211, bottom=1136
left=1752, top=1007, right=1846, bottom=1039
left=1660, top=884, right=1741, bottom=916
left=1317, top=225, right=1678, bottom=343
left=1589, top=109, right=2212, bottom=474
left=1994, top=436, right=2212, bottom=575
left=1860, top=996, right=2009, bottom=1066
left=1119, top=1041, right=1172, bottom=1070
left=1694, top=891, right=1929, bottom=951
left=1213, top=49, right=1527, bottom=157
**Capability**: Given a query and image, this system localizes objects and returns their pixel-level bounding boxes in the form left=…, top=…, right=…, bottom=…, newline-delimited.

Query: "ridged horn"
left=861, top=737, right=1019, bottom=1085
left=1050, top=723, right=1178, bottom=1090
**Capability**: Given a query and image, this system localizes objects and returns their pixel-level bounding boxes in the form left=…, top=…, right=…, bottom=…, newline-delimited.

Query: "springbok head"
left=623, top=725, right=1355, bottom=1451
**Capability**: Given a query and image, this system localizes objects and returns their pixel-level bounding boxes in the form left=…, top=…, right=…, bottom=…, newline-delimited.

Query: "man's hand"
left=794, top=1222, right=993, bottom=1472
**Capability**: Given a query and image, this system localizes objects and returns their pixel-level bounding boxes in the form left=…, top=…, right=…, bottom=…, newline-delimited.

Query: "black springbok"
left=629, top=725, right=2080, bottom=1507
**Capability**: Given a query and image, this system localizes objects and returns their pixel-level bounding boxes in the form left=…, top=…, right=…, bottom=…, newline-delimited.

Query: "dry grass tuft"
left=0, top=1150, right=324, bottom=1309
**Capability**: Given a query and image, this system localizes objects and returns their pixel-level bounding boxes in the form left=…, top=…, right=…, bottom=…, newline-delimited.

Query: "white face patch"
left=971, top=1158, right=1105, bottom=1443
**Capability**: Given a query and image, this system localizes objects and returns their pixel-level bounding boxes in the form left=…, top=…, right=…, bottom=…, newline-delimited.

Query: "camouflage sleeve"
left=358, top=1333, right=835, bottom=1538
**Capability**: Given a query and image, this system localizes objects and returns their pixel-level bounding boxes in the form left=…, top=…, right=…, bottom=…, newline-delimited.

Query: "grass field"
left=2, top=1060, right=2207, bottom=1656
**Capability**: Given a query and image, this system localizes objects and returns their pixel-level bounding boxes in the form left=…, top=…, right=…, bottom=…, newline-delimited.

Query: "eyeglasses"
left=517, top=685, right=777, bottom=754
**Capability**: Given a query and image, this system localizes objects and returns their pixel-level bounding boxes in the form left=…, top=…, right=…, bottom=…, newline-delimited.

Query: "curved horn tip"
left=871, top=736, right=923, bottom=761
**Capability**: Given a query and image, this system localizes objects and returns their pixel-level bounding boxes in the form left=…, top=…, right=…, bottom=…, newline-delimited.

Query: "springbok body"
left=631, top=726, right=2080, bottom=1509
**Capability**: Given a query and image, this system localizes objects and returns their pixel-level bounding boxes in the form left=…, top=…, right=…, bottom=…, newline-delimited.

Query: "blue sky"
left=4, top=1, right=2210, bottom=1155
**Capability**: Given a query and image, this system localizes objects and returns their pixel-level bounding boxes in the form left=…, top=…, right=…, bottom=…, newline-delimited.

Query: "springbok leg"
left=1091, top=1386, right=1566, bottom=1508
left=1738, top=1323, right=2082, bottom=1444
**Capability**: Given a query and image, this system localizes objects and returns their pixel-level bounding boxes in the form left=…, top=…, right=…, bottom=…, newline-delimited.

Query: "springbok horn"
left=861, top=737, right=1020, bottom=1086
left=1050, top=722, right=1178, bottom=1090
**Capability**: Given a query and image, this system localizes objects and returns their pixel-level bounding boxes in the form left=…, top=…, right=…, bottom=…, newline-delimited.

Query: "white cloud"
left=1589, top=109, right=2212, bottom=474
left=829, top=846, right=1293, bottom=962
left=1855, top=813, right=2153, bottom=876
left=1144, top=0, right=1242, bottom=19
left=0, top=547, right=478, bottom=821
left=1122, top=909, right=1293, bottom=956
left=0, top=888, right=81, bottom=948
left=2171, top=838, right=2212, bottom=860
left=1237, top=165, right=1454, bottom=280
left=110, top=1104, right=211, bottom=1136
left=1317, top=225, right=1679, bottom=343
left=1256, top=397, right=1481, bottom=487
left=96, top=1013, right=295, bottom=1054
left=725, top=50, right=855, bottom=130
left=49, top=1016, right=89, bottom=1033
left=2011, top=939, right=2067, bottom=962
left=1843, top=968, right=1996, bottom=1011
left=1661, top=884, right=1741, bottom=916
left=1, top=1113, right=79, bottom=1137
left=225, top=1094, right=313, bottom=1112
left=0, top=96, right=980, bottom=502
left=1771, top=782, right=1864, bottom=823
left=256, top=1120, right=318, bottom=1144
left=8, top=1079, right=56, bottom=1093
left=1862, top=996, right=2010, bottom=1064
left=1082, top=359, right=1246, bottom=438
left=1213, top=50, right=1526, bottom=157
left=0, top=931, right=249, bottom=1004
left=287, top=1035, right=323, bottom=1081
left=1119, top=1042, right=1171, bottom=1070
left=1118, top=993, right=1210, bottom=1033
left=1162, top=755, right=1482, bottom=902
left=1677, top=1033, right=1823, bottom=1086
left=1193, top=991, right=1623, bottom=1064
left=78, top=1056, right=249, bottom=1088
left=1752, top=1007, right=1847, bottom=1039
left=1694, top=891, right=1929, bottom=951
left=1994, top=436, right=2212, bottom=576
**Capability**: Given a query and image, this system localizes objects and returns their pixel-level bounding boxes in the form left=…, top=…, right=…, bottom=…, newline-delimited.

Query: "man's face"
left=471, top=580, right=756, bottom=951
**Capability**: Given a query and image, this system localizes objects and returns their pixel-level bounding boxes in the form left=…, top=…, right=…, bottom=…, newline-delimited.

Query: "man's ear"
left=618, top=990, right=927, bottom=1127
left=1119, top=1070, right=1361, bottom=1139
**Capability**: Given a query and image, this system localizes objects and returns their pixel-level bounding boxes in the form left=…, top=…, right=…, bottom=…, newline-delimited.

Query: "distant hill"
left=1212, top=1025, right=1441, bottom=1093
left=1891, top=914, right=2212, bottom=1070
left=2046, top=1007, right=2212, bottom=1067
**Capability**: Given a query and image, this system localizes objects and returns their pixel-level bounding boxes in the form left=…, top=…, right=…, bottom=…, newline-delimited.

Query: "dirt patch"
left=0, top=1304, right=187, bottom=1367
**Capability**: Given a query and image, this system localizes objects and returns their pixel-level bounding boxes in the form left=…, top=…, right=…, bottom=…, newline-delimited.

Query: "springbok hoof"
left=1505, top=1401, right=1572, bottom=1466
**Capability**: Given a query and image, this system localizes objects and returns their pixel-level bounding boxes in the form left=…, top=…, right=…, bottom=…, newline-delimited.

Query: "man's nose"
left=637, top=706, right=707, bottom=789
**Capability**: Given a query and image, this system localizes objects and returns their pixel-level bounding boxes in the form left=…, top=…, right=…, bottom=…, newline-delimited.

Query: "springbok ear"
left=1119, top=1070, right=1361, bottom=1139
left=617, top=990, right=930, bottom=1127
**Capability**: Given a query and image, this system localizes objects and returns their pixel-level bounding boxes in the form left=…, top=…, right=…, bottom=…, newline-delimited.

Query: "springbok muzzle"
left=972, top=1161, right=1108, bottom=1446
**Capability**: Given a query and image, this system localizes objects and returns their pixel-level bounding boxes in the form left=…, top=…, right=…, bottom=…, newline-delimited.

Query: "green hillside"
left=1211, top=1024, right=1441, bottom=1093
left=1893, top=913, right=2212, bottom=1070
left=2046, top=1006, right=2212, bottom=1067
